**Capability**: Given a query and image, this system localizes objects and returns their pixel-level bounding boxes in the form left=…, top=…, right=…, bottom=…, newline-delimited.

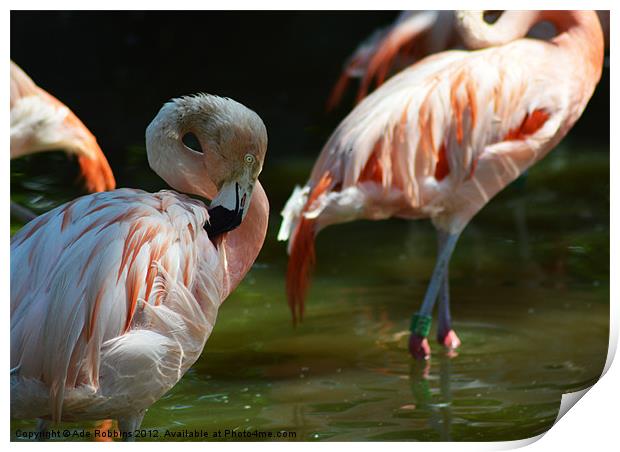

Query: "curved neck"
left=456, top=10, right=604, bottom=91
left=546, top=11, right=604, bottom=89
left=456, top=11, right=603, bottom=51
left=456, top=10, right=540, bottom=48
left=145, top=103, right=217, bottom=199
left=220, top=180, right=269, bottom=298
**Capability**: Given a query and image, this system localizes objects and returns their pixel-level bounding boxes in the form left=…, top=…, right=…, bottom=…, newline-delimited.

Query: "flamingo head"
left=146, top=94, right=267, bottom=238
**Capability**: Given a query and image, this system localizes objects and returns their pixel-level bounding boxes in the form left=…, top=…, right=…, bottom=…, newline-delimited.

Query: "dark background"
left=11, top=11, right=610, bottom=209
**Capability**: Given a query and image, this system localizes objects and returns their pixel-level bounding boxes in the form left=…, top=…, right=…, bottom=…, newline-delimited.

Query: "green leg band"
left=410, top=313, right=432, bottom=337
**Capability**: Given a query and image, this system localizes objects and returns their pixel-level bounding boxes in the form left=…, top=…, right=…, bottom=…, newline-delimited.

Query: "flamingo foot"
left=408, top=334, right=431, bottom=360
left=437, top=329, right=461, bottom=351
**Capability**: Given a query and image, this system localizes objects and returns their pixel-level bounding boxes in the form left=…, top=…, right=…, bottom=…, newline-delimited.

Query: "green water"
left=10, top=145, right=609, bottom=441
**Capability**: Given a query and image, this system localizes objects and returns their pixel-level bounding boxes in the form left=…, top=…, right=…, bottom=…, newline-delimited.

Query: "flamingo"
left=10, top=94, right=269, bottom=437
left=11, top=61, right=116, bottom=220
left=327, top=10, right=609, bottom=111
left=279, top=10, right=604, bottom=360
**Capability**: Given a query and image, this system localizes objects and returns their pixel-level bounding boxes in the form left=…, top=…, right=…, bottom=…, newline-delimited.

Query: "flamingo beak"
left=205, top=175, right=254, bottom=239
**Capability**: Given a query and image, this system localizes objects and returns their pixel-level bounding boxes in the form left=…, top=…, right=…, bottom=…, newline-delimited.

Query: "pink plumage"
left=328, top=10, right=609, bottom=111
left=11, top=94, right=270, bottom=433
left=280, top=10, right=604, bottom=359
left=10, top=61, right=116, bottom=193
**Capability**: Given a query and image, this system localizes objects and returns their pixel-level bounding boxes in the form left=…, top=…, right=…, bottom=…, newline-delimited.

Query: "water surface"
left=10, top=145, right=609, bottom=441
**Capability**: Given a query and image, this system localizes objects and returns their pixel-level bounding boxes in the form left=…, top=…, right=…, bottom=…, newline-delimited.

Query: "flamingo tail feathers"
left=285, top=172, right=333, bottom=324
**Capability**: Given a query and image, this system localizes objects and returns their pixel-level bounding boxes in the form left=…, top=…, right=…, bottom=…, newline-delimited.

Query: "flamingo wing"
left=10, top=189, right=222, bottom=421
left=306, top=43, right=569, bottom=230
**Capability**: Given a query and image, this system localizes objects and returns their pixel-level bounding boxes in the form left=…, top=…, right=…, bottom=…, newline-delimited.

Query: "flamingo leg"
left=35, top=418, right=51, bottom=441
left=118, top=410, right=146, bottom=442
left=436, top=231, right=461, bottom=351
left=409, top=230, right=460, bottom=360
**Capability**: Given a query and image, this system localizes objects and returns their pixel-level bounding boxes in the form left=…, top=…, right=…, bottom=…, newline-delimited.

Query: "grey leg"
left=409, top=230, right=460, bottom=359
left=436, top=268, right=451, bottom=337
left=418, top=231, right=460, bottom=317
left=436, top=231, right=461, bottom=350
left=35, top=418, right=51, bottom=441
left=436, top=230, right=452, bottom=338
left=118, top=410, right=146, bottom=442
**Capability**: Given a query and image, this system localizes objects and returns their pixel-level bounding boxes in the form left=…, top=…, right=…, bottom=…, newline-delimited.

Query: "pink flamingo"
left=11, top=61, right=116, bottom=220
left=280, top=11, right=604, bottom=360
left=11, top=94, right=269, bottom=437
left=328, top=10, right=609, bottom=111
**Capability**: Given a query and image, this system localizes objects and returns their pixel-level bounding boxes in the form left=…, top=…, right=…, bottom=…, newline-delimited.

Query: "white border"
left=4, top=2, right=617, bottom=450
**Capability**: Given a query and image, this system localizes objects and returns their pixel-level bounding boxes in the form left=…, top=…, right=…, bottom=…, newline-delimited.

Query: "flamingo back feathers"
left=504, top=109, right=550, bottom=141
left=10, top=189, right=217, bottom=421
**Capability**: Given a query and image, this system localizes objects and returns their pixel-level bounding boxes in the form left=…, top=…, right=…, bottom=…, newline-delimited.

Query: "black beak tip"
left=205, top=205, right=244, bottom=240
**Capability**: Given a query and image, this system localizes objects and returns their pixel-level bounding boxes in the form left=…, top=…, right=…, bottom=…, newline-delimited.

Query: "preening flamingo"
left=10, top=61, right=116, bottom=220
left=10, top=94, right=269, bottom=436
left=327, top=10, right=609, bottom=111
left=279, top=10, right=604, bottom=359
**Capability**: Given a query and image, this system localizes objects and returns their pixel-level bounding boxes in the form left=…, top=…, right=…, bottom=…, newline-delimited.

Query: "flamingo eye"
left=244, top=154, right=255, bottom=165
left=182, top=132, right=203, bottom=154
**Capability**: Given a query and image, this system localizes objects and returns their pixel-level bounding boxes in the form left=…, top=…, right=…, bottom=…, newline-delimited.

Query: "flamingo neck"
left=455, top=10, right=540, bottom=49
left=456, top=10, right=604, bottom=97
left=145, top=102, right=217, bottom=199
left=219, top=181, right=269, bottom=299
left=456, top=11, right=603, bottom=58
left=544, top=11, right=604, bottom=92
